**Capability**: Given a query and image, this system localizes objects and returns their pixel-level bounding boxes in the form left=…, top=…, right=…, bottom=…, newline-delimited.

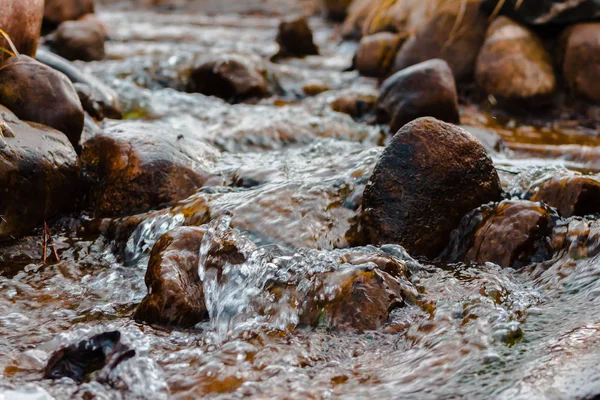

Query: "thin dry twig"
left=0, top=29, right=19, bottom=57
left=43, top=221, right=60, bottom=263
left=489, top=0, right=506, bottom=20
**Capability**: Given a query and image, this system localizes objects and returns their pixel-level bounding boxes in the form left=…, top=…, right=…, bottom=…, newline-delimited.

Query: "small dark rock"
left=186, top=53, right=272, bottom=103
left=377, top=59, right=460, bottom=133
left=0, top=55, right=84, bottom=148
left=44, top=331, right=135, bottom=383
left=47, top=18, right=106, bottom=62
left=362, top=117, right=502, bottom=259
left=275, top=16, right=319, bottom=59
left=356, top=32, right=405, bottom=78
left=44, top=0, right=95, bottom=26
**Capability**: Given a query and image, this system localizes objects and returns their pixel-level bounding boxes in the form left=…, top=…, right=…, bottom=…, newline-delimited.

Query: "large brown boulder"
left=362, top=117, right=502, bottom=259
left=441, top=200, right=556, bottom=269
left=391, top=0, right=488, bottom=81
left=44, top=0, right=95, bottom=26
left=560, top=23, right=600, bottom=102
left=377, top=59, right=460, bottom=133
left=475, top=17, right=556, bottom=102
left=355, top=32, right=406, bottom=78
left=46, top=18, right=106, bottom=62
left=81, top=121, right=218, bottom=217
left=0, top=0, right=44, bottom=63
left=186, top=53, right=273, bottom=103
left=0, top=105, right=79, bottom=241
left=0, top=55, right=84, bottom=148
left=274, top=16, right=319, bottom=59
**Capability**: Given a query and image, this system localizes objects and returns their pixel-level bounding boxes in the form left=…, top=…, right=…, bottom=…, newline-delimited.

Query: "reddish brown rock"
left=377, top=59, right=460, bottom=133
left=441, top=200, right=556, bottom=269
left=47, top=18, right=106, bottom=62
left=81, top=121, right=218, bottom=217
left=274, top=16, right=319, bottom=59
left=0, top=55, right=84, bottom=148
left=362, top=117, right=502, bottom=259
left=475, top=17, right=556, bottom=101
left=0, top=105, right=79, bottom=241
left=391, top=0, right=488, bottom=81
left=356, top=32, right=405, bottom=77
left=0, top=0, right=44, bottom=63
left=529, top=173, right=600, bottom=218
left=135, top=225, right=254, bottom=328
left=560, top=23, right=600, bottom=102
left=44, top=0, right=95, bottom=26
left=186, top=53, right=272, bottom=103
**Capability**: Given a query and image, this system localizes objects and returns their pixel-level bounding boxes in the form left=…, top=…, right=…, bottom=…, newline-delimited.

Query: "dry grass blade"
left=0, top=29, right=19, bottom=57
left=489, top=0, right=506, bottom=20
left=515, top=0, right=524, bottom=9
left=447, top=0, right=468, bottom=46
left=0, top=46, right=14, bottom=57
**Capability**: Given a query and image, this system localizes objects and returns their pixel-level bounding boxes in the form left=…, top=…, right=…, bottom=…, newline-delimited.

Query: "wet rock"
left=528, top=173, right=600, bottom=218
left=44, top=0, right=95, bottom=26
left=377, top=59, right=460, bottom=133
left=81, top=121, right=218, bottom=217
left=0, top=105, right=79, bottom=241
left=0, top=55, right=84, bottom=148
left=321, top=0, right=353, bottom=21
left=355, top=32, right=405, bottom=77
left=441, top=200, right=556, bottom=269
left=362, top=117, right=502, bottom=259
left=36, top=48, right=123, bottom=120
left=46, top=18, right=106, bottom=62
left=135, top=225, right=253, bottom=328
left=475, top=17, right=556, bottom=103
left=481, top=0, right=600, bottom=25
left=391, top=0, right=488, bottom=81
left=561, top=23, right=600, bottom=102
left=274, top=16, right=319, bottom=59
left=0, top=0, right=44, bottom=63
left=44, top=331, right=135, bottom=383
left=186, top=53, right=273, bottom=103
left=330, top=93, right=376, bottom=120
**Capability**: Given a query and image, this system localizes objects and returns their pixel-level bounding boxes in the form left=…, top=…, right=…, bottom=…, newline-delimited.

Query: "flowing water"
left=1, top=1, right=600, bottom=399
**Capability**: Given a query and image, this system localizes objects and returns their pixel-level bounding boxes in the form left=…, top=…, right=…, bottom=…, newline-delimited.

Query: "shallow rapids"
left=1, top=1, right=600, bottom=399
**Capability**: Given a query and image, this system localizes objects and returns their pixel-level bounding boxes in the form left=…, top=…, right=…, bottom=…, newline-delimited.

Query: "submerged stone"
left=362, top=117, right=502, bottom=259
left=528, top=172, right=600, bottom=218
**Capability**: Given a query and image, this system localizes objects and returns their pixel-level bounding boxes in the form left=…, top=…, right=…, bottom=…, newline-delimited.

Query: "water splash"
left=125, top=213, right=185, bottom=267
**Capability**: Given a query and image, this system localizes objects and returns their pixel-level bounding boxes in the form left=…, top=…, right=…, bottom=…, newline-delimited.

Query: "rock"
left=356, top=32, right=405, bottom=77
left=475, top=17, right=556, bottom=102
left=481, top=0, right=600, bottom=25
left=44, top=0, right=95, bottom=26
left=441, top=200, right=556, bottom=269
left=0, top=105, right=79, bottom=241
left=341, top=0, right=375, bottom=39
left=528, top=172, right=600, bottom=217
left=46, top=18, right=106, bottom=62
left=0, top=0, right=44, bottom=63
left=36, top=48, right=123, bottom=120
left=377, top=59, right=460, bottom=133
left=186, top=53, right=273, bottom=103
left=362, top=117, right=502, bottom=259
left=81, top=121, right=218, bottom=217
left=391, top=0, right=488, bottom=81
left=44, top=331, right=135, bottom=383
left=330, top=93, right=376, bottom=120
left=134, top=225, right=254, bottom=328
left=321, top=0, right=354, bottom=21
left=561, top=23, right=600, bottom=102
left=274, top=16, right=318, bottom=59
left=0, top=55, right=84, bottom=148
